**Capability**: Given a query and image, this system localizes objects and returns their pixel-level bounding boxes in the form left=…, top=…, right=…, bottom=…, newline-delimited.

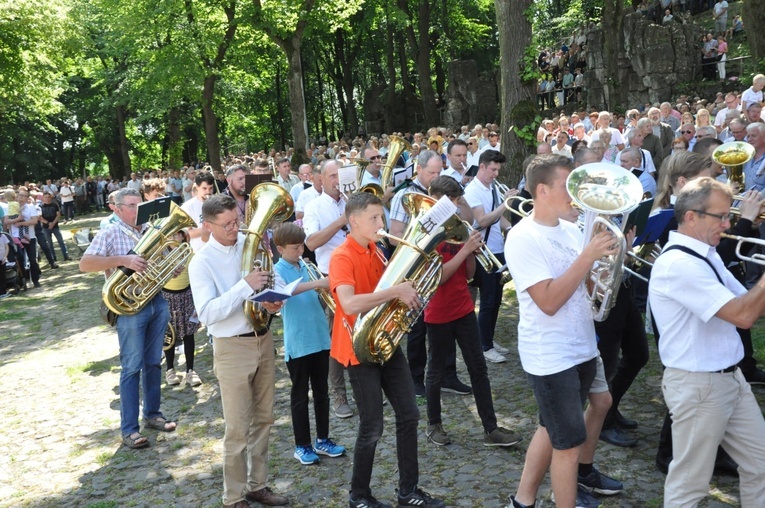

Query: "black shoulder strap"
left=662, top=245, right=723, bottom=283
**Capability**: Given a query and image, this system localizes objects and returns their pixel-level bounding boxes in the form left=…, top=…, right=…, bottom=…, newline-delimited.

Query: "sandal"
left=143, top=416, right=177, bottom=432
left=122, top=433, right=149, bottom=449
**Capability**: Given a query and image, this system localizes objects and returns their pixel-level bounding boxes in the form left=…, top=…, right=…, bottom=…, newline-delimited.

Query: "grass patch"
left=95, top=452, right=112, bottom=466
left=83, top=359, right=116, bottom=376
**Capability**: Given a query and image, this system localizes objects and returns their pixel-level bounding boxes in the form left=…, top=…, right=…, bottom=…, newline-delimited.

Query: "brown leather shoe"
left=222, top=501, right=249, bottom=508
left=245, top=487, right=289, bottom=506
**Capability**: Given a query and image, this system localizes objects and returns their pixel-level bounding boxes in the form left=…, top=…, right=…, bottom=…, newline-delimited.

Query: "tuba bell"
left=241, top=182, right=294, bottom=329
left=102, top=202, right=196, bottom=315
left=349, top=194, right=469, bottom=364
left=567, top=163, right=643, bottom=322
left=381, top=135, right=412, bottom=194
left=713, top=141, right=755, bottom=190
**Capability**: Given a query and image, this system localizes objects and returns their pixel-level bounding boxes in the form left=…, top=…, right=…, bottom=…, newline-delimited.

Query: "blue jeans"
left=347, top=347, right=420, bottom=498
left=115, top=295, right=170, bottom=436
left=42, top=226, right=69, bottom=260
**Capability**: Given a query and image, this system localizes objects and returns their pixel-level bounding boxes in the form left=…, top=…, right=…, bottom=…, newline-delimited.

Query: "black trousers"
left=594, top=282, right=649, bottom=428
left=406, top=313, right=458, bottom=384
left=473, top=252, right=506, bottom=351
left=426, top=312, right=497, bottom=433
left=17, top=238, right=40, bottom=285
left=286, top=350, right=330, bottom=447
left=347, top=347, right=419, bottom=498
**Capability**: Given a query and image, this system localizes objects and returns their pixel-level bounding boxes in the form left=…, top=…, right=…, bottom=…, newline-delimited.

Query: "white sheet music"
left=393, top=162, right=414, bottom=186
left=338, top=165, right=358, bottom=196
left=417, top=195, right=457, bottom=234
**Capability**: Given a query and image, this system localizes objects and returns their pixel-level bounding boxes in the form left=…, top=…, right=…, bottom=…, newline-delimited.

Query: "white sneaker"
left=483, top=348, right=507, bottom=364
left=185, top=370, right=202, bottom=387
left=166, top=368, right=181, bottom=385
left=493, top=342, right=510, bottom=355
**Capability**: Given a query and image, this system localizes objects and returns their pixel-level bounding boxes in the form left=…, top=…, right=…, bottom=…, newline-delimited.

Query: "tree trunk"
left=494, top=0, right=536, bottom=187
left=202, top=74, right=222, bottom=170
left=115, top=104, right=131, bottom=178
left=743, top=0, right=765, bottom=61
left=167, top=106, right=182, bottom=170
left=283, top=41, right=310, bottom=166
left=399, top=0, right=439, bottom=127
left=384, top=7, right=398, bottom=133
left=316, top=60, right=327, bottom=139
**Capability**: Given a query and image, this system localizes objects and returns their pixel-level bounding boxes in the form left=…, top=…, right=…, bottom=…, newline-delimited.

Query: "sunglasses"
left=369, top=155, right=381, bottom=160
left=681, top=130, right=693, bottom=134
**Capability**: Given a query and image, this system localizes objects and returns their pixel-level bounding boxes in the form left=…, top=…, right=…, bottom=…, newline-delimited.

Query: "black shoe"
left=613, top=409, right=638, bottom=429
left=412, top=378, right=425, bottom=397
left=744, top=368, right=765, bottom=385
left=508, top=495, right=535, bottom=508
left=64, top=257, right=72, bottom=261
left=599, top=427, right=637, bottom=447
left=396, top=487, right=445, bottom=508
left=49, top=263, right=59, bottom=269
left=656, top=454, right=671, bottom=474
left=441, top=378, right=472, bottom=395
left=714, top=449, right=739, bottom=476
left=33, top=282, right=42, bottom=288
left=349, top=493, right=392, bottom=508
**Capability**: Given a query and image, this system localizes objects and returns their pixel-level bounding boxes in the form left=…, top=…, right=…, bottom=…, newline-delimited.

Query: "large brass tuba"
left=713, top=141, right=755, bottom=190
left=381, top=135, right=412, bottom=194
left=102, top=202, right=196, bottom=315
left=350, top=194, right=469, bottom=364
left=566, top=163, right=643, bottom=322
left=241, top=182, right=294, bottom=329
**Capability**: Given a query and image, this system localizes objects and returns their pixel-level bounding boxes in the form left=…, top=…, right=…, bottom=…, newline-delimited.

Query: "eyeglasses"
left=208, top=220, right=240, bottom=231
left=369, top=155, right=381, bottom=160
left=116, top=203, right=138, bottom=209
left=692, top=209, right=733, bottom=224
left=730, top=129, right=745, bottom=135
left=681, top=130, right=693, bottom=134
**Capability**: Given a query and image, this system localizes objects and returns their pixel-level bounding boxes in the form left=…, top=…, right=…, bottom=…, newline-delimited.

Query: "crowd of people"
left=1, top=66, right=764, bottom=506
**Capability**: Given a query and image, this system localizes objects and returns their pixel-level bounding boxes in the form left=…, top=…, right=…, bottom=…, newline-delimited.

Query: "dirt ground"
left=0, top=213, right=761, bottom=507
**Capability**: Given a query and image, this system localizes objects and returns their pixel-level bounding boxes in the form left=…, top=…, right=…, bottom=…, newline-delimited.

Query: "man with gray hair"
left=659, top=102, right=680, bottom=132
left=303, top=159, right=354, bottom=418
left=695, top=125, right=718, bottom=141
left=80, top=188, right=176, bottom=449
left=721, top=117, right=747, bottom=143
left=650, top=177, right=765, bottom=506
left=619, top=147, right=656, bottom=196
left=648, top=107, right=676, bottom=158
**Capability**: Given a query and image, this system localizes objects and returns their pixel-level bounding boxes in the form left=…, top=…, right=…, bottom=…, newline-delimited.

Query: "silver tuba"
left=350, top=194, right=469, bottom=364
left=566, top=163, right=643, bottom=322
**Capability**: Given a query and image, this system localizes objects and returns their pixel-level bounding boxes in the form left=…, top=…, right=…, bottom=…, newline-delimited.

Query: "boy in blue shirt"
left=273, top=223, right=346, bottom=465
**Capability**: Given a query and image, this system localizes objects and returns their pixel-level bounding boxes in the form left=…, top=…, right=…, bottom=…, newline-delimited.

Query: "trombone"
left=503, top=195, right=534, bottom=219
left=720, top=233, right=765, bottom=265
left=462, top=220, right=512, bottom=284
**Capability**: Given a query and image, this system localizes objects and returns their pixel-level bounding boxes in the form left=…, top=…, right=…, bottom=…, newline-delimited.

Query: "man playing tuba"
left=80, top=188, right=176, bottom=449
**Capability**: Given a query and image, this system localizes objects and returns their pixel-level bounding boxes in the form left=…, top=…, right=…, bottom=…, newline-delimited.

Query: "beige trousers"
left=663, top=367, right=765, bottom=507
left=213, top=333, right=276, bottom=505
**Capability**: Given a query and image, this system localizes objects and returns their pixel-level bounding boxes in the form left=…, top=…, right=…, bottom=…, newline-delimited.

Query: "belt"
left=712, top=365, right=738, bottom=374
left=237, top=327, right=269, bottom=337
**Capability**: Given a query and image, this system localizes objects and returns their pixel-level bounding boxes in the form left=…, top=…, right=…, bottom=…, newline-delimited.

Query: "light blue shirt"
left=274, top=258, right=330, bottom=361
left=743, top=152, right=765, bottom=192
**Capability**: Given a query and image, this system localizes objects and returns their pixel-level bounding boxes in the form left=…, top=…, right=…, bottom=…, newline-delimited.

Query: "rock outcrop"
left=586, top=12, right=705, bottom=108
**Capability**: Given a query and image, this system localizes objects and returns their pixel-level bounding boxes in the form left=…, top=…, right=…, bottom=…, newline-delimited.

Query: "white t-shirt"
left=741, top=87, right=763, bottom=109
left=464, top=178, right=504, bottom=254
left=590, top=127, right=625, bottom=147
left=303, top=193, right=346, bottom=273
left=12, top=204, right=38, bottom=240
left=295, top=186, right=321, bottom=214
left=59, top=185, right=74, bottom=203
left=504, top=217, right=597, bottom=376
left=0, top=234, right=9, bottom=263
left=181, top=197, right=206, bottom=253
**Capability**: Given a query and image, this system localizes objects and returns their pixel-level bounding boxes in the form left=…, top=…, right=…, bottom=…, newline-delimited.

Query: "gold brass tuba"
left=102, top=202, right=196, bottom=315
left=350, top=194, right=469, bottom=364
left=566, top=163, right=643, bottom=322
left=241, top=182, right=294, bottom=329
left=303, top=259, right=335, bottom=313
left=713, top=141, right=755, bottom=190
left=381, top=135, right=412, bottom=194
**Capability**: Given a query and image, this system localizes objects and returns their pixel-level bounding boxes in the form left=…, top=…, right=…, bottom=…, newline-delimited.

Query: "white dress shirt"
left=649, top=231, right=744, bottom=371
left=181, top=197, right=206, bottom=252
left=295, top=186, right=321, bottom=214
left=464, top=178, right=504, bottom=254
left=303, top=192, right=346, bottom=273
left=188, top=233, right=255, bottom=337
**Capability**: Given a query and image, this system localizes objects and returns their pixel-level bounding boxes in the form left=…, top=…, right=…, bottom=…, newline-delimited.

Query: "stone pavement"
left=0, top=217, right=759, bottom=507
